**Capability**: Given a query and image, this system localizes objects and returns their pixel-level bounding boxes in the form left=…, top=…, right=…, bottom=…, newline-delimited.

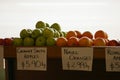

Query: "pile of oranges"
left=56, top=30, right=119, bottom=47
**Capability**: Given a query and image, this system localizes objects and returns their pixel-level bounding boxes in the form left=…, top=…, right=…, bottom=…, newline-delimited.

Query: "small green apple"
left=58, top=31, right=64, bottom=37
left=61, top=31, right=67, bottom=37
left=46, top=23, right=50, bottom=27
left=23, top=37, right=34, bottom=46
left=35, top=36, right=46, bottom=46
left=31, top=29, right=42, bottom=39
left=50, top=23, right=61, bottom=31
left=20, top=29, right=32, bottom=38
left=46, top=37, right=56, bottom=46
left=36, top=21, right=46, bottom=28
left=12, top=37, right=23, bottom=46
left=53, top=29, right=60, bottom=38
left=43, top=27, right=54, bottom=38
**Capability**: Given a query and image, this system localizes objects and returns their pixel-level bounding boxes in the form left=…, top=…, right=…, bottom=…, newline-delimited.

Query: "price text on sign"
left=0, top=46, right=4, bottom=69
left=106, top=47, right=120, bottom=72
left=17, top=47, right=47, bottom=71
left=62, top=47, right=93, bottom=71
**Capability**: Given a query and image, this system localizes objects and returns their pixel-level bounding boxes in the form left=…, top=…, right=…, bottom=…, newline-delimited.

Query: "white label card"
left=0, top=46, right=4, bottom=69
left=106, top=47, right=120, bottom=72
left=17, top=47, right=47, bottom=71
left=62, top=47, right=93, bottom=71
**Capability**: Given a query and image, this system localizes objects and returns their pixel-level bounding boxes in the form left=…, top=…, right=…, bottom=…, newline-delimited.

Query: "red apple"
left=108, top=39, right=119, bottom=46
left=0, top=38, right=4, bottom=45
left=4, top=38, right=13, bottom=46
left=118, top=40, right=120, bottom=46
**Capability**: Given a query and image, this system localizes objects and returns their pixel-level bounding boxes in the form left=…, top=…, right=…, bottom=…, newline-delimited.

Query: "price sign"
left=62, top=47, right=93, bottom=71
left=106, top=47, right=120, bottom=72
left=17, top=47, right=47, bottom=71
left=0, top=46, right=4, bottom=69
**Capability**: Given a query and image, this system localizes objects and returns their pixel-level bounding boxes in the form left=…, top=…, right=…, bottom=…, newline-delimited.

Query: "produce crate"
left=4, top=46, right=120, bottom=80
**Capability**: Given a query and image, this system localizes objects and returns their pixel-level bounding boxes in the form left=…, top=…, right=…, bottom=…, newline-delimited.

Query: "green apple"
left=58, top=31, right=64, bottom=37
left=61, top=31, right=67, bottom=37
left=46, top=23, right=50, bottom=27
left=36, top=21, right=46, bottom=28
left=20, top=29, right=32, bottom=38
left=50, top=23, right=61, bottom=31
left=12, top=37, right=23, bottom=46
left=39, top=28, right=44, bottom=32
left=35, top=36, right=46, bottom=46
left=53, top=29, right=60, bottom=38
left=46, top=37, right=56, bottom=46
left=31, top=29, right=42, bottom=39
left=23, top=37, right=34, bottom=46
left=43, top=27, right=54, bottom=38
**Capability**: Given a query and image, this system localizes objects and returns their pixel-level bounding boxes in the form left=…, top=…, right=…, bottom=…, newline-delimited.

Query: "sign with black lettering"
left=0, top=46, right=4, bottom=69
left=106, top=47, right=120, bottom=72
left=17, top=47, right=47, bottom=71
left=62, top=47, right=93, bottom=71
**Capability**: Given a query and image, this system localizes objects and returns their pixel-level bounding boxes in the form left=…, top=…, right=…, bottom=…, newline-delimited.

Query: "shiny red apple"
left=108, top=39, right=119, bottom=46
left=4, top=38, right=13, bottom=46
left=0, top=38, right=4, bottom=45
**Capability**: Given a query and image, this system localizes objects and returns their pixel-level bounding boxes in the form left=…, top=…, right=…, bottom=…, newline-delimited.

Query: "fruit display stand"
left=4, top=46, right=120, bottom=80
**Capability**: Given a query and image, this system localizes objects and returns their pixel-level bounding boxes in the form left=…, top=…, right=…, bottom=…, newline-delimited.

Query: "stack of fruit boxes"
left=3, top=46, right=120, bottom=80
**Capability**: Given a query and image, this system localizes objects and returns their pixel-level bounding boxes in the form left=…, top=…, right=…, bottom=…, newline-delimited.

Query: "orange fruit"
left=75, top=30, right=82, bottom=38
left=56, top=37, right=68, bottom=47
left=104, top=39, right=109, bottom=46
left=94, top=30, right=108, bottom=39
left=67, top=36, right=79, bottom=47
left=78, top=36, right=93, bottom=47
left=66, top=31, right=77, bottom=39
left=82, top=31, right=93, bottom=39
left=93, top=37, right=107, bottom=46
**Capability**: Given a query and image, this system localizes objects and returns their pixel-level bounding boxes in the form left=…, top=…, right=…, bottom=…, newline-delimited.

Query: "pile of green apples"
left=12, top=21, right=66, bottom=46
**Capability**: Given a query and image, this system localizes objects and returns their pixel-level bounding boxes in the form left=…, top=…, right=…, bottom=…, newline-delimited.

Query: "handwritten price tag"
left=62, top=47, right=93, bottom=71
left=17, top=47, right=47, bottom=71
left=0, top=46, right=4, bottom=69
left=106, top=47, right=120, bottom=72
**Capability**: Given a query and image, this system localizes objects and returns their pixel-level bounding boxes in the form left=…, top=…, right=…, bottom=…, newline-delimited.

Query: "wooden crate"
left=4, top=46, right=120, bottom=80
